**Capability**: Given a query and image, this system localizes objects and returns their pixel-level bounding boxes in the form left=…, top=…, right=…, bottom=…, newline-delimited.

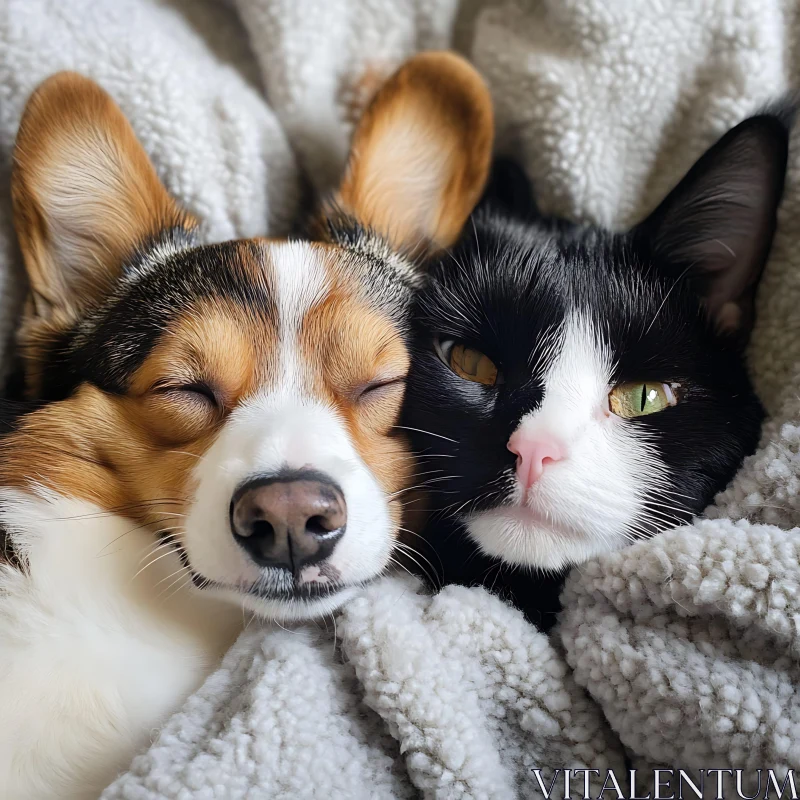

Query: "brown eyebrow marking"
left=298, top=255, right=411, bottom=531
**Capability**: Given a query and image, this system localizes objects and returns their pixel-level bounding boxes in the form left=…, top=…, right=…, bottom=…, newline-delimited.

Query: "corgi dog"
left=0, top=53, right=493, bottom=799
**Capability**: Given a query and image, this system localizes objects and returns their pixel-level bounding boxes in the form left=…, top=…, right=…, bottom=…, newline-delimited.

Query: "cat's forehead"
left=480, top=218, right=650, bottom=305
left=432, top=218, right=665, bottom=333
left=421, top=211, right=716, bottom=387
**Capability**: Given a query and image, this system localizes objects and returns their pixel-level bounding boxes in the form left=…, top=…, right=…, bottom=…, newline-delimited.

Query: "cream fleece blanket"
left=0, top=1, right=798, bottom=797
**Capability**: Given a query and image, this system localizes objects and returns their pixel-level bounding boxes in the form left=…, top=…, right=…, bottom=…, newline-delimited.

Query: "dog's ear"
left=336, top=52, right=494, bottom=255
left=12, top=72, right=196, bottom=323
left=636, top=112, right=790, bottom=339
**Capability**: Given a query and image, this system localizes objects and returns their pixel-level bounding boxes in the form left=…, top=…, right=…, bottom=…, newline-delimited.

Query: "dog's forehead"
left=59, top=236, right=413, bottom=398
left=258, top=238, right=413, bottom=328
left=142, top=235, right=415, bottom=325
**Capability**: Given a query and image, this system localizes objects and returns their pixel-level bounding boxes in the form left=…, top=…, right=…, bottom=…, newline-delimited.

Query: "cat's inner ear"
left=11, top=71, right=196, bottom=323
left=637, top=113, right=790, bottom=336
left=336, top=52, right=494, bottom=255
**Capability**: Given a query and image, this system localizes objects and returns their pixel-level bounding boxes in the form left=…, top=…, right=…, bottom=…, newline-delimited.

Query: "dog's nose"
left=230, top=472, right=346, bottom=574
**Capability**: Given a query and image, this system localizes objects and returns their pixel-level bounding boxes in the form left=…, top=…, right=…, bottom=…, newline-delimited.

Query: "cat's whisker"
left=639, top=511, right=690, bottom=527
left=487, top=561, right=504, bottom=595
left=392, top=425, right=459, bottom=444
left=415, top=475, right=463, bottom=484
left=409, top=469, right=447, bottom=478
left=639, top=500, right=691, bottom=517
left=647, top=488, right=698, bottom=502
left=639, top=499, right=692, bottom=518
left=388, top=481, right=461, bottom=499
left=643, top=261, right=696, bottom=336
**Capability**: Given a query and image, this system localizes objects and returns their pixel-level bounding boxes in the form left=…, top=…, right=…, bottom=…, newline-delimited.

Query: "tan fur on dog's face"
left=4, top=54, right=493, bottom=617
left=0, top=252, right=412, bottom=538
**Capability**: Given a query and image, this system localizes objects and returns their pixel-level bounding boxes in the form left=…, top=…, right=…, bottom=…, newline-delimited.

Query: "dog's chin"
left=232, top=584, right=360, bottom=622
left=188, top=570, right=362, bottom=622
left=464, top=505, right=615, bottom=572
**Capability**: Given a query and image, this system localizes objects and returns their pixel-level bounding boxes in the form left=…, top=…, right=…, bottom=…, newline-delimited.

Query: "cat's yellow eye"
left=435, top=339, right=499, bottom=386
left=609, top=382, right=680, bottom=418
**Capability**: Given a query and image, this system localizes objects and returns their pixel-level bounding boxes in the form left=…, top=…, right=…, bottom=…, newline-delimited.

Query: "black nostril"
left=251, top=519, right=275, bottom=540
left=230, top=469, right=347, bottom=574
left=306, top=515, right=334, bottom=537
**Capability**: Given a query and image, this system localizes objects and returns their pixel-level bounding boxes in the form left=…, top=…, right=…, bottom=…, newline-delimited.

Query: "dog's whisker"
left=132, top=547, right=182, bottom=582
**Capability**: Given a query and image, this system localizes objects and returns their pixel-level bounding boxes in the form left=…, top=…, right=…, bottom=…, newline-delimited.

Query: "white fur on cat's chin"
left=465, top=507, right=624, bottom=570
left=465, top=312, right=668, bottom=570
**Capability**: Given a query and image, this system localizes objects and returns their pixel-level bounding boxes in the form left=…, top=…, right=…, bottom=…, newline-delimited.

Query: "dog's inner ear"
left=337, top=52, right=494, bottom=255
left=637, top=114, right=790, bottom=338
left=11, top=71, right=195, bottom=322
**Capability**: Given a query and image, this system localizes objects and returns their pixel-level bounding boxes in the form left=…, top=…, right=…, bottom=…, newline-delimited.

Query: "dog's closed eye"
left=355, top=376, right=406, bottom=403
left=154, top=381, right=221, bottom=409
left=142, top=379, right=226, bottom=443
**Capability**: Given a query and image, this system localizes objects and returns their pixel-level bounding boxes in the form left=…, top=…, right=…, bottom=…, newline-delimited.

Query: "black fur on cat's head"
left=402, top=110, right=791, bottom=626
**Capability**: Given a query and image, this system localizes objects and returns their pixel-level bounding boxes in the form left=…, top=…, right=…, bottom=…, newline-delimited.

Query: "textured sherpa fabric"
left=340, top=578, right=622, bottom=798
left=559, top=522, right=800, bottom=788
left=104, top=577, right=622, bottom=799
left=103, top=622, right=414, bottom=799
left=0, top=0, right=799, bottom=796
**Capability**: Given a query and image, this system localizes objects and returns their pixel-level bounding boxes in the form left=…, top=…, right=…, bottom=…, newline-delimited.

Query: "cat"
left=401, top=110, right=791, bottom=630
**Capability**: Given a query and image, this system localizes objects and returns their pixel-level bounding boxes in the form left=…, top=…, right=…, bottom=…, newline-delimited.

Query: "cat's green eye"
left=435, top=338, right=500, bottom=386
left=608, top=381, right=680, bottom=418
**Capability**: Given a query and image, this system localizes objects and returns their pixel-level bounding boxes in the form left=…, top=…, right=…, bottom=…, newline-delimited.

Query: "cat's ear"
left=336, top=52, right=494, bottom=255
left=636, top=112, right=791, bottom=338
left=12, top=71, right=196, bottom=324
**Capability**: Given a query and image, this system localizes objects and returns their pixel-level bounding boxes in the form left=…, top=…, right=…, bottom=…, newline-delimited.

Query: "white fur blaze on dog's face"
left=185, top=395, right=393, bottom=619
left=465, top=313, right=669, bottom=571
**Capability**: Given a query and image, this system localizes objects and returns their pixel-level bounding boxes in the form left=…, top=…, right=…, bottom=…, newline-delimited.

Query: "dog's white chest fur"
left=0, top=491, right=242, bottom=800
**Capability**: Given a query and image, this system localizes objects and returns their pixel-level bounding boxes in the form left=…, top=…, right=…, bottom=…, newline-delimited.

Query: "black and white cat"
left=403, top=111, right=791, bottom=629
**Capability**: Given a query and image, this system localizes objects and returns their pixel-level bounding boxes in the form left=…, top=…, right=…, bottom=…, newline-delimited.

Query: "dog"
left=0, top=52, right=493, bottom=798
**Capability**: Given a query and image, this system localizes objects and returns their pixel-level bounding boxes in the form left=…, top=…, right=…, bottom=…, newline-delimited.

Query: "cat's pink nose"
left=507, top=430, right=565, bottom=489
